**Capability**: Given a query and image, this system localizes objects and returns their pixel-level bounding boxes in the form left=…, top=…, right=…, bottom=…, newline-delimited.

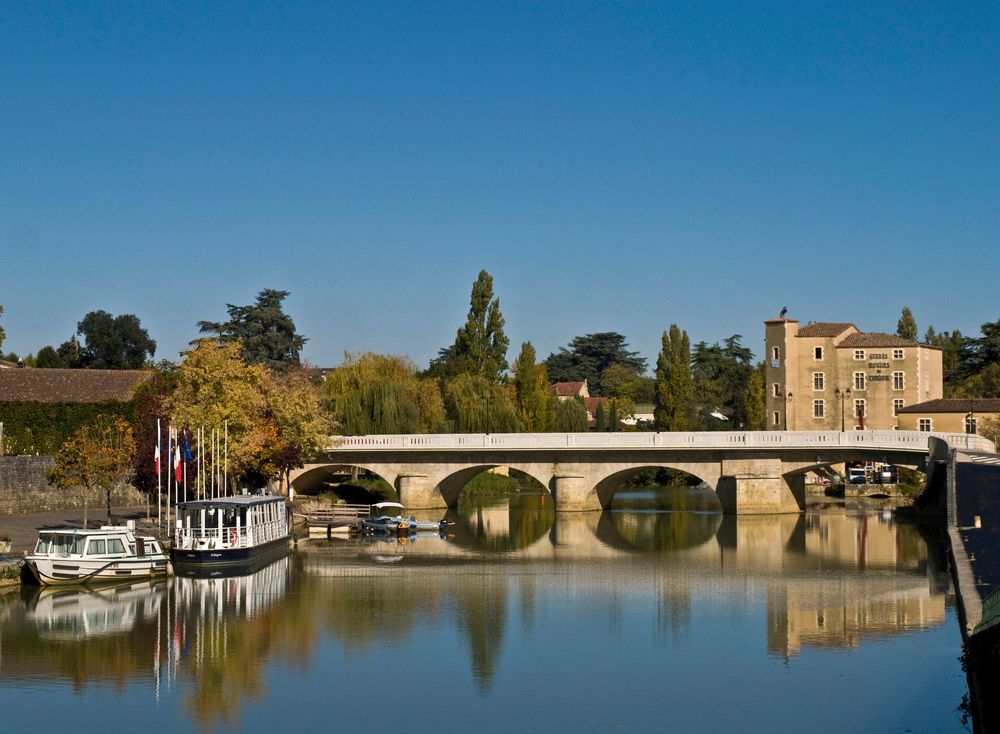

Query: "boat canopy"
left=372, top=502, right=405, bottom=511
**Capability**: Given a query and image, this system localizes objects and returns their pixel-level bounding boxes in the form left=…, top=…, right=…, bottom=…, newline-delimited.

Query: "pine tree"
left=654, top=325, right=692, bottom=431
left=608, top=400, right=618, bottom=432
left=897, top=307, right=917, bottom=341
left=741, top=368, right=766, bottom=430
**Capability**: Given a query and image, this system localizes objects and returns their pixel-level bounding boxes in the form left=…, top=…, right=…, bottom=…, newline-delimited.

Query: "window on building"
left=892, top=371, right=904, bottom=390
left=814, top=346, right=823, bottom=360
left=918, top=418, right=932, bottom=432
left=772, top=411, right=781, bottom=427
left=813, top=400, right=825, bottom=418
left=772, top=346, right=780, bottom=362
left=854, top=399, right=866, bottom=418
left=854, top=349, right=865, bottom=360
left=966, top=416, right=978, bottom=434
left=893, top=399, right=904, bottom=416
left=772, top=383, right=781, bottom=398
left=853, top=372, right=866, bottom=391
left=893, top=348, right=905, bottom=360
left=813, top=372, right=825, bottom=391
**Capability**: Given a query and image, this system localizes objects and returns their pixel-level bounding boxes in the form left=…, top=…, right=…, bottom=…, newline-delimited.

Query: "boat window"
left=70, top=536, right=86, bottom=555
left=35, top=537, right=50, bottom=554
left=108, top=538, right=125, bottom=554
left=51, top=535, right=72, bottom=555
left=88, top=539, right=107, bottom=555
left=129, top=544, right=136, bottom=555
left=146, top=541, right=161, bottom=555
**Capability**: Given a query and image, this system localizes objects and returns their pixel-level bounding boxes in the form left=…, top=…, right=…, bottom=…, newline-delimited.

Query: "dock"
left=302, top=504, right=371, bottom=538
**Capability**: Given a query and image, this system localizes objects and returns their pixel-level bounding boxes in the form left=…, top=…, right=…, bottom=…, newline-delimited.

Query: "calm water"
left=0, top=492, right=970, bottom=733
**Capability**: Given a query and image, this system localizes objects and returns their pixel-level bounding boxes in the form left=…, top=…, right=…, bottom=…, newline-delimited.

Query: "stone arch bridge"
left=288, top=431, right=993, bottom=514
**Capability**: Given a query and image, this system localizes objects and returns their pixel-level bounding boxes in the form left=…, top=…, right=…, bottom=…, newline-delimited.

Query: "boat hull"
left=170, top=536, right=291, bottom=577
left=21, top=556, right=170, bottom=586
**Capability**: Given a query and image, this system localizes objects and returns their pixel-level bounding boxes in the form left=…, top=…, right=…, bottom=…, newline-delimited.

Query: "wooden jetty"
left=304, top=504, right=370, bottom=538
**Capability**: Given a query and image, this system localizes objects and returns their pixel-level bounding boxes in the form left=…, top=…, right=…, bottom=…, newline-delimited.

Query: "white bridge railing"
left=326, top=431, right=994, bottom=453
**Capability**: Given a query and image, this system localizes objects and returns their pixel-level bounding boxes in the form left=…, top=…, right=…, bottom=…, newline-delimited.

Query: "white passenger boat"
left=21, top=524, right=170, bottom=586
left=171, top=495, right=292, bottom=576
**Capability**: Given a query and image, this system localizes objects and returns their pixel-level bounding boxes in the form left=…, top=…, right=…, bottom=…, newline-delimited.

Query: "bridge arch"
left=290, top=463, right=398, bottom=499
left=435, top=464, right=553, bottom=508
left=590, top=463, right=722, bottom=510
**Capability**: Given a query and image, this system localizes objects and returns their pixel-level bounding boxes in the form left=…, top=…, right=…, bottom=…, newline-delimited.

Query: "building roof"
left=797, top=322, right=856, bottom=338
left=0, top=368, right=153, bottom=403
left=550, top=381, right=587, bottom=397
left=0, top=358, right=18, bottom=369
left=837, top=332, right=926, bottom=349
left=897, top=399, right=1000, bottom=415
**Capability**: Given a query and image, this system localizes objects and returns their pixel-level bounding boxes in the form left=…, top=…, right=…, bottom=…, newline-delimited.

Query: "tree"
left=690, top=335, right=754, bottom=429
left=545, top=332, right=646, bottom=396
left=68, top=311, right=156, bottom=369
left=47, top=415, right=136, bottom=526
left=513, top=342, right=551, bottom=432
left=925, top=326, right=966, bottom=389
left=608, top=400, right=619, bottom=432
left=444, top=373, right=518, bottom=433
left=896, top=307, right=918, bottom=341
left=166, top=340, right=272, bottom=487
left=594, top=401, right=606, bottom=432
left=450, top=270, right=510, bottom=382
left=552, top=396, right=588, bottom=431
left=35, top=345, right=66, bottom=368
left=654, top=325, right=692, bottom=431
left=264, top=368, right=332, bottom=490
left=325, top=353, right=446, bottom=434
left=741, top=367, right=766, bottom=430
left=199, top=289, right=306, bottom=370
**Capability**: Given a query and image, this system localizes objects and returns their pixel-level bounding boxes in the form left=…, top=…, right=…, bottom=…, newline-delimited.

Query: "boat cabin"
left=33, top=527, right=163, bottom=559
left=174, top=495, right=288, bottom=551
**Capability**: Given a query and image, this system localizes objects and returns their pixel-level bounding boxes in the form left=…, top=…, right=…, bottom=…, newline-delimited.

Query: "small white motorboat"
left=360, top=501, right=446, bottom=535
left=21, top=524, right=170, bottom=586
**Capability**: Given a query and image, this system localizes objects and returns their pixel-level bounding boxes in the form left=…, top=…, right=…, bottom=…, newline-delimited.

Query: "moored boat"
left=21, top=524, right=170, bottom=586
left=171, top=495, right=291, bottom=575
left=359, top=501, right=446, bottom=535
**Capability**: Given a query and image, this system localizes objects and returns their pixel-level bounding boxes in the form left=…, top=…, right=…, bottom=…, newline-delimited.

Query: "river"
left=0, top=491, right=971, bottom=733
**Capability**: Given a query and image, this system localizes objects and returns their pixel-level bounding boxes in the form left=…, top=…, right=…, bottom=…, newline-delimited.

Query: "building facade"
left=896, top=398, right=1000, bottom=435
left=764, top=319, right=942, bottom=431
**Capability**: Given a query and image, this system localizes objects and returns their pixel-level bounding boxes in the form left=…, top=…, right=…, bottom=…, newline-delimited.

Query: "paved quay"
left=0, top=506, right=160, bottom=558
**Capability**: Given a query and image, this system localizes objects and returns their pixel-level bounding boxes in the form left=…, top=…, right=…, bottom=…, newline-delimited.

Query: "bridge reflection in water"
left=0, top=499, right=953, bottom=729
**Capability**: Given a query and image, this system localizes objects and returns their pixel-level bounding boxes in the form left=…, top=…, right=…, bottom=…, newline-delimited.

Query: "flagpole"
left=157, top=419, right=161, bottom=530
left=224, top=419, right=228, bottom=497
left=167, top=426, right=172, bottom=531
left=183, top=430, right=187, bottom=504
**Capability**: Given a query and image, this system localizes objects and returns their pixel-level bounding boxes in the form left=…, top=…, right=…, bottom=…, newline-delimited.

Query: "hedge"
left=0, top=401, right=137, bottom=455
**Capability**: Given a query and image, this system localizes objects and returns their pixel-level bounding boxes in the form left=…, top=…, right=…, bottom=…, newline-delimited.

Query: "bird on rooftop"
left=779, top=306, right=788, bottom=317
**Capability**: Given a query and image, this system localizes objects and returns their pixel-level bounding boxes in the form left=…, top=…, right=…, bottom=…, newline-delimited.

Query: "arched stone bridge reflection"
left=290, top=431, right=993, bottom=513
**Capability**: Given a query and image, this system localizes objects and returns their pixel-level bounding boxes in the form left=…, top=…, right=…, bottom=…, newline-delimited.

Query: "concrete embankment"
left=946, top=453, right=1000, bottom=733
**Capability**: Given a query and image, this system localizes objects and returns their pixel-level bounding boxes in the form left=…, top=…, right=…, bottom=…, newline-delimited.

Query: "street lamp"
left=835, top=387, right=852, bottom=432
left=785, top=392, right=793, bottom=431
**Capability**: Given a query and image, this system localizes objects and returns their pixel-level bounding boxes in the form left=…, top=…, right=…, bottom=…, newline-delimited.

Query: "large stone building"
left=764, top=318, right=942, bottom=431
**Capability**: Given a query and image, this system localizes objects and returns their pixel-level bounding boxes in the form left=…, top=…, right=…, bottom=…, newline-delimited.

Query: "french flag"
left=174, top=444, right=182, bottom=483
left=154, top=444, right=160, bottom=474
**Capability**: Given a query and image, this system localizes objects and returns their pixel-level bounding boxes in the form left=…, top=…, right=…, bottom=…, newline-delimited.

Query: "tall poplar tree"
left=513, top=342, right=551, bottom=432
left=741, top=368, right=766, bottom=430
left=896, top=307, right=918, bottom=341
left=452, top=270, right=510, bottom=382
left=654, top=325, right=692, bottom=431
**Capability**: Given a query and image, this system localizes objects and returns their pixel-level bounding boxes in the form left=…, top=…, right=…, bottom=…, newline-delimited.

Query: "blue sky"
left=2, top=2, right=998, bottom=371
